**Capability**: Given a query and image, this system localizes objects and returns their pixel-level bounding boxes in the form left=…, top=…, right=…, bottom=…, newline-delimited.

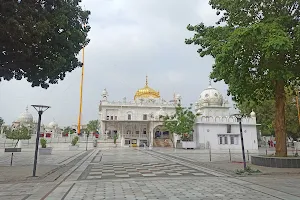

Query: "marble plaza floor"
left=0, top=147, right=300, bottom=200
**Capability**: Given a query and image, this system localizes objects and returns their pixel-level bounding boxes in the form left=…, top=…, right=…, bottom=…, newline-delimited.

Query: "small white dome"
left=198, top=85, right=223, bottom=107
left=102, top=88, right=108, bottom=96
left=18, top=107, right=33, bottom=123
left=48, top=121, right=58, bottom=128
left=175, top=94, right=181, bottom=99
left=156, top=107, right=166, bottom=117
left=196, top=109, right=202, bottom=115
left=250, top=110, right=256, bottom=118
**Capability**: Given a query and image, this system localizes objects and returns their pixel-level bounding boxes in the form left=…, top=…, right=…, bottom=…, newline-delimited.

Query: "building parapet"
left=100, top=100, right=175, bottom=107
left=196, top=116, right=256, bottom=124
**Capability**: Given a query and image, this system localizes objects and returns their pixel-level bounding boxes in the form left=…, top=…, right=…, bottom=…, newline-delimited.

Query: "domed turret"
left=198, top=83, right=223, bottom=107
left=18, top=106, right=33, bottom=123
left=134, top=76, right=160, bottom=100
left=102, top=88, right=108, bottom=101
left=48, top=120, right=58, bottom=128
left=157, top=107, right=166, bottom=117
left=250, top=110, right=256, bottom=118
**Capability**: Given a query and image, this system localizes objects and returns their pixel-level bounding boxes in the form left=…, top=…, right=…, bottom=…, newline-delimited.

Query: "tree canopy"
left=63, top=126, right=75, bottom=134
left=5, top=126, right=31, bottom=140
left=162, top=104, right=198, bottom=141
left=0, top=0, right=90, bottom=88
left=238, top=89, right=300, bottom=140
left=186, top=0, right=300, bottom=156
left=0, top=117, right=3, bottom=127
left=87, top=120, right=99, bottom=133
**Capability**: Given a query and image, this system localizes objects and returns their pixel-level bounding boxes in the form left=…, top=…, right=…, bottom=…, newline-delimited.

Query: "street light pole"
left=233, top=114, right=247, bottom=170
left=31, top=105, right=50, bottom=177
left=86, top=132, right=89, bottom=151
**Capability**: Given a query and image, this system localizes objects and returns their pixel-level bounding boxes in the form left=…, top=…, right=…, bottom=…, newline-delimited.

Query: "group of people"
left=268, top=140, right=276, bottom=147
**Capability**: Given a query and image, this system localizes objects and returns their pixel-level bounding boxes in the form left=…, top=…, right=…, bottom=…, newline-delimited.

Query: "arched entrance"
left=153, top=125, right=169, bottom=139
left=153, top=125, right=173, bottom=147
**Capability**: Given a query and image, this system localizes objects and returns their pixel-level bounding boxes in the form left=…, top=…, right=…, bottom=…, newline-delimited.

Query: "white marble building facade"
left=99, top=77, right=259, bottom=150
left=99, top=77, right=178, bottom=147
left=194, top=84, right=259, bottom=150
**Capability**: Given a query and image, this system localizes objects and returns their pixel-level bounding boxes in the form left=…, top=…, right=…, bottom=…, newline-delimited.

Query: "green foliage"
left=186, top=0, right=300, bottom=103
left=0, top=117, right=3, bottom=127
left=71, top=136, right=79, bottom=146
left=113, top=134, right=118, bottom=144
left=162, top=104, right=198, bottom=141
left=235, top=166, right=261, bottom=175
left=238, top=89, right=300, bottom=139
left=40, top=138, right=47, bottom=148
left=5, top=126, right=31, bottom=140
left=0, top=0, right=91, bottom=88
left=64, top=127, right=75, bottom=135
left=186, top=0, right=300, bottom=156
left=87, top=120, right=99, bottom=133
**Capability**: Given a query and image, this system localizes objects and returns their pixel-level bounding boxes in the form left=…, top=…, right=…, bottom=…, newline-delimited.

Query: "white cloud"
left=0, top=0, right=229, bottom=126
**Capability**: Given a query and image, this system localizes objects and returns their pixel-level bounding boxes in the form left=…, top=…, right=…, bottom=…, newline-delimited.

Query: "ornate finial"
left=26, top=106, right=29, bottom=112
left=209, top=78, right=212, bottom=86
left=145, top=75, right=148, bottom=86
left=173, top=92, right=176, bottom=102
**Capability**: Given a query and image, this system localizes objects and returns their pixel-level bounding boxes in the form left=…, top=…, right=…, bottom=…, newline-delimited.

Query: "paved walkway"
left=0, top=149, right=87, bottom=182
left=0, top=147, right=300, bottom=200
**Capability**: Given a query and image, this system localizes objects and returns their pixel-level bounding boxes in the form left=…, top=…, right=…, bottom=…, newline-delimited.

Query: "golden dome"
left=134, top=76, right=160, bottom=100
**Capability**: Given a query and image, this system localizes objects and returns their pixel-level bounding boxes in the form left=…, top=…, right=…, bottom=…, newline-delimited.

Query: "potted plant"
left=113, top=134, right=118, bottom=147
left=4, top=126, right=31, bottom=152
left=4, top=126, right=31, bottom=165
left=69, top=136, right=79, bottom=150
left=39, top=138, right=53, bottom=155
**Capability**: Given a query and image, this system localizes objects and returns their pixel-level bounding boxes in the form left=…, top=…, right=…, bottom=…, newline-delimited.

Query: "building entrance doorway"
left=154, top=125, right=169, bottom=139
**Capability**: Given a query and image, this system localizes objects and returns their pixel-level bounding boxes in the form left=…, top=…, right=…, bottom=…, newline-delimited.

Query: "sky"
left=0, top=0, right=231, bottom=127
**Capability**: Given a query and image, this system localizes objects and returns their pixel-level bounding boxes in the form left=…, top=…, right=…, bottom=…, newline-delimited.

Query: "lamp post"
left=31, top=105, right=50, bottom=177
left=232, top=113, right=247, bottom=170
left=86, top=132, right=89, bottom=151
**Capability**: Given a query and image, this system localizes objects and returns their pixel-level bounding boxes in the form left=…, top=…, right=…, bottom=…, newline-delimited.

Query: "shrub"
left=5, top=126, right=31, bottom=140
left=235, top=166, right=261, bottom=175
left=40, top=138, right=47, bottom=148
left=71, top=136, right=79, bottom=146
left=113, top=134, right=118, bottom=144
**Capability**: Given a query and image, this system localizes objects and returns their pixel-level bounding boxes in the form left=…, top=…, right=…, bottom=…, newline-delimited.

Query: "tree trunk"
left=274, top=80, right=287, bottom=157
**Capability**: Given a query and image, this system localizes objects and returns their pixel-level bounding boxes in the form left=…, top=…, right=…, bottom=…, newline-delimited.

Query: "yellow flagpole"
left=77, top=27, right=85, bottom=134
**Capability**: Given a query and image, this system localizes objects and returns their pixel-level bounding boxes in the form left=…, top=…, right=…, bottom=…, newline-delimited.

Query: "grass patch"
left=235, top=166, right=261, bottom=175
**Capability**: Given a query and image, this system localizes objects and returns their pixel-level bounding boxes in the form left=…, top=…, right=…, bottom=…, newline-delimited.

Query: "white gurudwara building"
left=194, top=83, right=258, bottom=150
left=99, top=77, right=259, bottom=150
left=99, top=76, right=178, bottom=147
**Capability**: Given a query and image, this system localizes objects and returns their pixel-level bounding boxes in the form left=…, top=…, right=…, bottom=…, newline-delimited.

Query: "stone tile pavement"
left=1, top=147, right=300, bottom=200
left=60, top=178, right=283, bottom=200
left=0, top=149, right=88, bottom=183
left=0, top=149, right=84, bottom=166
left=80, top=162, right=210, bottom=180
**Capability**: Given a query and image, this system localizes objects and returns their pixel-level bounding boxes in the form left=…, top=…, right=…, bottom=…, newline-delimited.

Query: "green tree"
left=186, top=0, right=300, bottom=156
left=238, top=89, right=300, bottom=140
left=162, top=104, right=198, bottom=141
left=63, top=126, right=75, bottom=135
left=0, top=117, right=4, bottom=127
left=87, top=120, right=99, bottom=133
left=0, top=0, right=90, bottom=88
left=5, top=126, right=31, bottom=141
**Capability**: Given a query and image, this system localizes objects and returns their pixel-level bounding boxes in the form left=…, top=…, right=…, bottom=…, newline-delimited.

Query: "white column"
left=17, top=140, right=22, bottom=148
left=149, top=122, right=153, bottom=147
